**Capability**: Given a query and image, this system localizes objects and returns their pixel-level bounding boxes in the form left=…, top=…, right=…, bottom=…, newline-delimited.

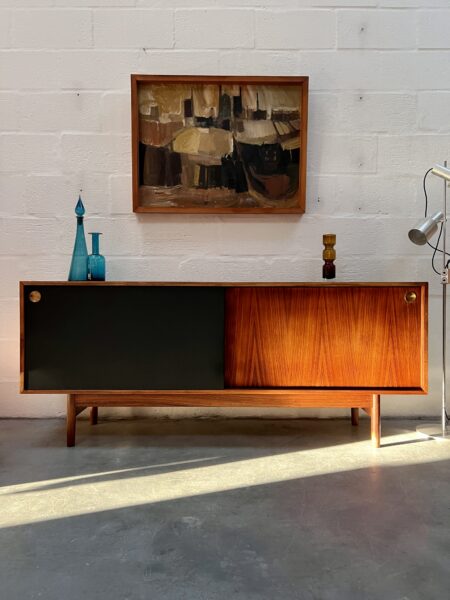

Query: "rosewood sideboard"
left=20, top=282, right=428, bottom=447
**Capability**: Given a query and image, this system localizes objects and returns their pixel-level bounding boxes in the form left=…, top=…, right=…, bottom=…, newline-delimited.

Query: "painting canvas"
left=131, top=76, right=308, bottom=213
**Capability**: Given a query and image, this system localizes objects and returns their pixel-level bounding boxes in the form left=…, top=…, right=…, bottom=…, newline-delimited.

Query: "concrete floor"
left=1, top=418, right=450, bottom=600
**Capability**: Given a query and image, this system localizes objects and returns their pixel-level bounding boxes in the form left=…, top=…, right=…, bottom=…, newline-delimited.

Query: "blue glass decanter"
left=88, top=232, right=106, bottom=281
left=68, top=197, right=88, bottom=281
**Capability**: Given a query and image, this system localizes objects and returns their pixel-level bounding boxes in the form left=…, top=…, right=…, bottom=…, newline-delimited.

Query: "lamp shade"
left=432, top=164, right=450, bottom=182
left=408, top=211, right=443, bottom=245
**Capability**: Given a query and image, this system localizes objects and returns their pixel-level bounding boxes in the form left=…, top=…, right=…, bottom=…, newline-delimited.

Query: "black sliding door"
left=23, top=285, right=225, bottom=391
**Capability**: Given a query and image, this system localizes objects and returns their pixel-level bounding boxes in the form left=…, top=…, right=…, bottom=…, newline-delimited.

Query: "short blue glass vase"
left=88, top=232, right=106, bottom=281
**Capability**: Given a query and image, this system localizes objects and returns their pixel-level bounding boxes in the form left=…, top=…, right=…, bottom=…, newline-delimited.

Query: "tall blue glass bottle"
left=68, top=197, right=88, bottom=281
left=88, top=232, right=106, bottom=281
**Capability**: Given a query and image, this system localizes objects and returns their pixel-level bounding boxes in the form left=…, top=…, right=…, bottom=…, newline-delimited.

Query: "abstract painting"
left=131, top=75, right=308, bottom=213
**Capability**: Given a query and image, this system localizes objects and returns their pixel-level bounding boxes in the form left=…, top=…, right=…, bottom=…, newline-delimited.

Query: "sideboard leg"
left=371, top=394, right=381, bottom=448
left=67, top=394, right=77, bottom=447
left=351, top=408, right=359, bottom=426
left=90, top=407, right=98, bottom=425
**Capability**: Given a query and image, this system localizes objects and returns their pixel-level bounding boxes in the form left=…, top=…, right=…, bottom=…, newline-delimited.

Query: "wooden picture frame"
left=131, top=75, right=309, bottom=214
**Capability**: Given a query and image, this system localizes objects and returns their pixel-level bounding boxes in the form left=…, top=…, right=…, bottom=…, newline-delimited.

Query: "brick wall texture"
left=0, top=0, right=448, bottom=417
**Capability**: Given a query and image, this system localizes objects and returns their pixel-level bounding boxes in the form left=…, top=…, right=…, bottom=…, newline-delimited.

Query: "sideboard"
left=20, top=282, right=428, bottom=447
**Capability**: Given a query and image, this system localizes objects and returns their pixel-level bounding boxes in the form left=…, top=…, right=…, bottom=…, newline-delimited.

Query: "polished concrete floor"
left=1, top=417, right=450, bottom=600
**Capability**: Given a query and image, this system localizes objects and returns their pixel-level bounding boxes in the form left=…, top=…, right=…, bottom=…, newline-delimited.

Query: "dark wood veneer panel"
left=224, top=286, right=426, bottom=390
left=24, top=285, right=224, bottom=391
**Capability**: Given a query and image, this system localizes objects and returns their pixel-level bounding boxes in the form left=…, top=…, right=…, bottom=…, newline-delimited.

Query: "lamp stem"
left=416, top=162, right=450, bottom=441
left=443, top=275, right=447, bottom=434
left=443, top=160, right=448, bottom=435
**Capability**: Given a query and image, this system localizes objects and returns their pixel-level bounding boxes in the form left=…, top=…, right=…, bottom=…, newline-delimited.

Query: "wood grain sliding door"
left=225, top=286, right=427, bottom=390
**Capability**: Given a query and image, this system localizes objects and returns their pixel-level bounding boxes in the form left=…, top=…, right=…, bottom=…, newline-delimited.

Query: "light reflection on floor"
left=1, top=419, right=449, bottom=528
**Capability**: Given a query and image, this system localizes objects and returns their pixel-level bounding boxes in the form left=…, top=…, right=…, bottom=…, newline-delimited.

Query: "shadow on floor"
left=1, top=453, right=449, bottom=600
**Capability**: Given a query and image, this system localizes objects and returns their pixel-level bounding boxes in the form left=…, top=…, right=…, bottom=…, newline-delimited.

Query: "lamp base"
left=416, top=423, right=450, bottom=441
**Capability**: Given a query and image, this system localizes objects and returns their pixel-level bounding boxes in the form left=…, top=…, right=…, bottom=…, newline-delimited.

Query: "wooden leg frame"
left=66, top=392, right=381, bottom=448
left=351, top=407, right=360, bottom=426
left=359, top=395, right=381, bottom=448
left=67, top=395, right=99, bottom=447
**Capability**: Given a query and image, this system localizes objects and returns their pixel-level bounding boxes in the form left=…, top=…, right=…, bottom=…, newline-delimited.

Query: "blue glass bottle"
left=88, top=232, right=106, bottom=281
left=68, top=197, right=88, bottom=281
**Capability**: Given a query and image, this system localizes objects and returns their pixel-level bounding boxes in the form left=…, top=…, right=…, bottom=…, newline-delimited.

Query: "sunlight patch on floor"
left=1, top=431, right=449, bottom=528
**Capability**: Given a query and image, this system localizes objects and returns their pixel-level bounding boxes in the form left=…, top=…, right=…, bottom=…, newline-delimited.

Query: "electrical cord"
left=422, top=167, right=450, bottom=274
left=431, top=224, right=443, bottom=276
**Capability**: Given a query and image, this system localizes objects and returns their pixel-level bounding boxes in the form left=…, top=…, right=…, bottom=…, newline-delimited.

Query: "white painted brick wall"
left=256, top=10, right=336, bottom=50
left=418, top=10, right=450, bottom=49
left=337, top=10, right=416, bottom=49
left=57, top=51, right=141, bottom=89
left=175, top=10, right=254, bottom=49
left=0, top=1, right=449, bottom=420
left=12, top=10, right=93, bottom=49
left=100, top=93, right=130, bottom=133
left=0, top=134, right=60, bottom=172
left=0, top=93, right=19, bottom=131
left=19, top=92, right=102, bottom=132
left=0, top=51, right=60, bottom=89
left=309, top=135, right=377, bottom=174
left=418, top=92, right=450, bottom=132
left=61, top=133, right=130, bottom=172
left=0, top=11, right=11, bottom=48
left=94, top=10, right=173, bottom=49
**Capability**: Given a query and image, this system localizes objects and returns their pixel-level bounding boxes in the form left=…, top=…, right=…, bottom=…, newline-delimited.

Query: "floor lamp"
left=408, top=162, right=450, bottom=440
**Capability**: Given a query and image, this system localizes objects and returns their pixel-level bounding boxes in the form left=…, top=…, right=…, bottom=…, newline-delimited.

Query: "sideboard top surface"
left=20, top=281, right=428, bottom=288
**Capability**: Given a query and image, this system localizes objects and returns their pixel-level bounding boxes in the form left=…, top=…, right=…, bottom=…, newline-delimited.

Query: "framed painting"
left=131, top=75, right=308, bottom=214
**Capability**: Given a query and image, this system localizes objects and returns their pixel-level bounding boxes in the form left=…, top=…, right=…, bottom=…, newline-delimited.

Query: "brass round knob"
left=29, top=290, right=41, bottom=303
left=405, top=291, right=417, bottom=304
